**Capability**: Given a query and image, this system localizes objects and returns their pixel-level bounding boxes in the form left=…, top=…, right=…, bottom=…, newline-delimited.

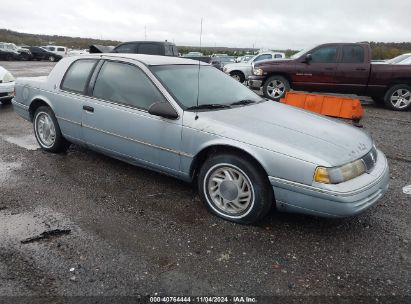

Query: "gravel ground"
left=0, top=61, right=410, bottom=300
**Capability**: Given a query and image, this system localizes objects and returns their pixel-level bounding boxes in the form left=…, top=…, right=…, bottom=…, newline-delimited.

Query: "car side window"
left=93, top=61, right=165, bottom=110
left=274, top=54, right=283, bottom=59
left=341, top=46, right=364, bottom=63
left=57, top=47, right=65, bottom=52
left=254, top=54, right=272, bottom=62
left=310, top=46, right=337, bottom=63
left=115, top=43, right=136, bottom=53
left=138, top=43, right=162, bottom=55
left=61, top=60, right=97, bottom=94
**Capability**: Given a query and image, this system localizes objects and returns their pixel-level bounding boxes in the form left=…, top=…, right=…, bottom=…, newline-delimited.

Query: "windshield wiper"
left=230, top=99, right=257, bottom=106
left=186, top=104, right=231, bottom=110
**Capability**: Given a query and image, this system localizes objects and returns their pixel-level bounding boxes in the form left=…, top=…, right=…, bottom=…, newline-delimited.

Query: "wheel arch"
left=189, top=144, right=270, bottom=184
left=28, top=98, right=53, bottom=121
left=229, top=70, right=245, bottom=77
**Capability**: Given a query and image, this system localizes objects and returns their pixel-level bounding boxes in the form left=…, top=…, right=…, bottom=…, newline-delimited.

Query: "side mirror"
left=303, top=54, right=312, bottom=64
left=148, top=102, right=179, bottom=120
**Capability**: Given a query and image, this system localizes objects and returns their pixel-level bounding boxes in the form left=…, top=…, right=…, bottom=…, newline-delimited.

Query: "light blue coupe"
left=12, top=54, right=389, bottom=224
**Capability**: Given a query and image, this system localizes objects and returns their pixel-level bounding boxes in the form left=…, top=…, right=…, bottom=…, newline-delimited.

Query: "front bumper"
left=0, top=82, right=14, bottom=100
left=269, top=150, right=390, bottom=218
left=248, top=76, right=265, bottom=90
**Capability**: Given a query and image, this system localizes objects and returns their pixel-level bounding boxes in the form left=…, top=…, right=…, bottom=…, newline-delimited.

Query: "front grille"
left=362, top=146, right=378, bottom=172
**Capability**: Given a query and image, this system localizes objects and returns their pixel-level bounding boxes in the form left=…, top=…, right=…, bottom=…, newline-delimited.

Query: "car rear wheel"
left=198, top=153, right=273, bottom=224
left=263, top=75, right=290, bottom=101
left=230, top=71, right=245, bottom=83
left=33, top=106, right=69, bottom=153
left=384, top=84, right=411, bottom=111
left=48, top=55, right=56, bottom=62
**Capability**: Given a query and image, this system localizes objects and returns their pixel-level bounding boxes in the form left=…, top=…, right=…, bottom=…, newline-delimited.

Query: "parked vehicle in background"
left=12, top=54, right=389, bottom=224
left=236, top=55, right=254, bottom=63
left=398, top=57, right=411, bottom=65
left=0, top=66, right=15, bottom=104
left=386, top=53, right=411, bottom=64
left=183, top=51, right=204, bottom=57
left=223, top=51, right=286, bottom=83
left=28, top=47, right=63, bottom=62
left=0, top=49, right=20, bottom=61
left=113, top=41, right=179, bottom=57
left=68, top=49, right=89, bottom=56
left=0, top=42, right=29, bottom=60
left=211, top=53, right=228, bottom=57
left=210, top=56, right=236, bottom=70
left=248, top=43, right=411, bottom=111
left=41, top=45, right=68, bottom=58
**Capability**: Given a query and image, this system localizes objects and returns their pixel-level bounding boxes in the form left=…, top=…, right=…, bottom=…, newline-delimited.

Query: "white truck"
left=223, top=51, right=285, bottom=83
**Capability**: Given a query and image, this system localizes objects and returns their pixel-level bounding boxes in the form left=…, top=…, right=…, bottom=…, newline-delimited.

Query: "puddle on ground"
left=4, top=135, right=39, bottom=150
left=0, top=207, right=72, bottom=246
left=0, top=160, right=21, bottom=183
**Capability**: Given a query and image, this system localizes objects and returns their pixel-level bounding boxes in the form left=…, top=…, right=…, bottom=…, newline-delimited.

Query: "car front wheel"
left=384, top=84, right=411, bottom=111
left=230, top=71, right=245, bottom=83
left=198, top=153, right=273, bottom=224
left=33, top=106, right=69, bottom=152
left=263, top=75, right=290, bottom=101
left=48, top=55, right=56, bottom=62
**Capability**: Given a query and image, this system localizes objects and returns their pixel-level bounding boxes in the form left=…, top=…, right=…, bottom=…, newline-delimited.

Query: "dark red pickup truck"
left=248, top=43, right=411, bottom=111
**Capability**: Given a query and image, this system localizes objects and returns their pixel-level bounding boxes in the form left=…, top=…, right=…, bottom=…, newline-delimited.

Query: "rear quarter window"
left=61, top=59, right=97, bottom=94
left=138, top=43, right=162, bottom=55
left=57, top=47, right=65, bottom=52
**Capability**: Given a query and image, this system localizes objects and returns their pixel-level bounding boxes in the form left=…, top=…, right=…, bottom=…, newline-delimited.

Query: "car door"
left=81, top=59, right=183, bottom=173
left=292, top=45, right=339, bottom=92
left=334, top=45, right=370, bottom=95
left=56, top=59, right=99, bottom=143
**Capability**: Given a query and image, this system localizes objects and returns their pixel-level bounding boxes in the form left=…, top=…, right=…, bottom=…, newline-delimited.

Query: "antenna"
left=195, top=17, right=203, bottom=120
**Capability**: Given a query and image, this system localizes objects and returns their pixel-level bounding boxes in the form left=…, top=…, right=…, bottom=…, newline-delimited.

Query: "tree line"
left=1, top=29, right=410, bottom=60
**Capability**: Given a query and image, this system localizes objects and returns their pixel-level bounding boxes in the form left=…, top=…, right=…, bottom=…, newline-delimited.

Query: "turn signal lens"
left=314, top=167, right=330, bottom=184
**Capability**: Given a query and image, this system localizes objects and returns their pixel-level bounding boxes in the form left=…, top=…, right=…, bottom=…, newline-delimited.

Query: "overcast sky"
left=1, top=0, right=410, bottom=49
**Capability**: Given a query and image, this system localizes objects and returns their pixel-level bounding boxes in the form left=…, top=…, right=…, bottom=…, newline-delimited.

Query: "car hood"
left=188, top=101, right=373, bottom=166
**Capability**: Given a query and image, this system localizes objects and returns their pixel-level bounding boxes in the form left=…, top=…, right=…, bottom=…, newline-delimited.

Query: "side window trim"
left=60, top=59, right=99, bottom=95
left=89, top=59, right=168, bottom=112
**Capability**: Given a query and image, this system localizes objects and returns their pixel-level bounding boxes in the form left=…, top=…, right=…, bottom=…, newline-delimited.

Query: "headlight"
left=3, top=72, right=15, bottom=83
left=253, top=68, right=264, bottom=76
left=314, top=159, right=366, bottom=184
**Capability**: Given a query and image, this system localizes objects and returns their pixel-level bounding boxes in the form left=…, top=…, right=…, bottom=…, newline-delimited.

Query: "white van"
left=41, top=45, right=68, bottom=57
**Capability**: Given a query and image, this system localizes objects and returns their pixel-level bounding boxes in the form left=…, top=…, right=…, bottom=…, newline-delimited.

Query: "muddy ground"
left=0, top=61, right=410, bottom=300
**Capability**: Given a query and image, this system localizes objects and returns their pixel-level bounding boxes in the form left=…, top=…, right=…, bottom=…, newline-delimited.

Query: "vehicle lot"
left=0, top=61, right=410, bottom=297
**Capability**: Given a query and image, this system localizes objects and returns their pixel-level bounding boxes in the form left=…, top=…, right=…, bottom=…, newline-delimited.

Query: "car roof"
left=77, top=53, right=209, bottom=66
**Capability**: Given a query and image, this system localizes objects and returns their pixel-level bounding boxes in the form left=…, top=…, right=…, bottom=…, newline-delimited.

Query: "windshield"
left=151, top=65, right=263, bottom=109
left=398, top=57, right=411, bottom=65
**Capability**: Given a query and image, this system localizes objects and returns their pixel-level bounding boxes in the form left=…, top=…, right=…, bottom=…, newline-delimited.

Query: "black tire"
left=48, top=55, right=56, bottom=62
left=33, top=106, right=69, bottom=153
left=198, top=153, right=273, bottom=224
left=263, top=75, right=290, bottom=101
left=1, top=98, right=12, bottom=105
left=230, top=71, right=245, bottom=83
left=6, top=54, right=13, bottom=61
left=383, top=84, right=411, bottom=111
